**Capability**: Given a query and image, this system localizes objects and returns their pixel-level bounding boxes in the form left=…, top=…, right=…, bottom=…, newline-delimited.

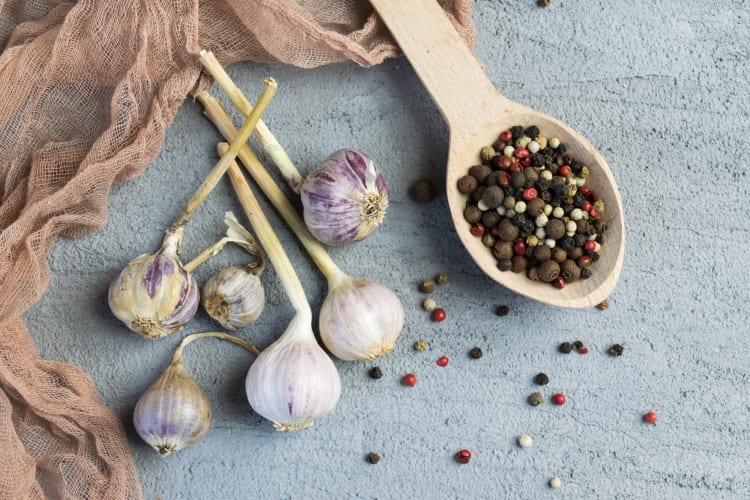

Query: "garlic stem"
left=218, top=143, right=312, bottom=321
left=183, top=237, right=233, bottom=273
left=197, top=92, right=345, bottom=286
left=183, top=212, right=263, bottom=273
left=168, top=76, right=278, bottom=235
left=199, top=50, right=303, bottom=192
left=171, top=331, right=261, bottom=365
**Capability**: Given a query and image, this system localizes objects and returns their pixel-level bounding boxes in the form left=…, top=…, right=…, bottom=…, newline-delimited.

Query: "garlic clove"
left=202, top=266, right=265, bottom=330
left=133, top=359, right=211, bottom=457
left=299, top=149, right=389, bottom=246
left=108, top=237, right=199, bottom=339
left=319, top=278, right=404, bottom=361
left=245, top=316, right=341, bottom=431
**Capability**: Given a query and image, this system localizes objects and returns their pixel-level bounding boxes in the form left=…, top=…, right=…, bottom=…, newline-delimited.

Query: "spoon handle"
left=370, top=0, right=510, bottom=131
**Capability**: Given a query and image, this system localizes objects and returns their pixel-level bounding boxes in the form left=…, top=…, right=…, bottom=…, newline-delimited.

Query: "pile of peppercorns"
left=457, top=125, right=608, bottom=289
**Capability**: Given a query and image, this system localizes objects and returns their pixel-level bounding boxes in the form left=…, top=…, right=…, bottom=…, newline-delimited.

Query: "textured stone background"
left=25, top=0, right=749, bottom=498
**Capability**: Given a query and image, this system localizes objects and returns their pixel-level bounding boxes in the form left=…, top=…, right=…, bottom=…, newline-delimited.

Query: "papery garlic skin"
left=319, top=278, right=404, bottom=361
left=108, top=238, right=199, bottom=339
left=202, top=266, right=265, bottom=330
left=300, top=149, right=389, bottom=246
left=133, top=360, right=212, bottom=457
left=245, top=316, right=341, bottom=431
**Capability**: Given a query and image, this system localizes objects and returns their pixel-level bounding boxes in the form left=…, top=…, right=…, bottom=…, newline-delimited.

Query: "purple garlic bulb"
left=299, top=149, right=389, bottom=246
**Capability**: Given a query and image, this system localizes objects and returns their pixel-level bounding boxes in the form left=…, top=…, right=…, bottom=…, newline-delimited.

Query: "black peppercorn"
left=520, top=219, right=535, bottom=234
left=497, top=259, right=512, bottom=271
left=536, top=178, right=550, bottom=193
left=540, top=190, right=552, bottom=202
left=534, top=372, right=550, bottom=385
left=367, top=452, right=381, bottom=464
left=557, top=143, right=566, bottom=154
left=523, top=167, right=539, bottom=186
left=511, top=255, right=528, bottom=273
left=573, top=233, right=588, bottom=249
left=469, top=164, right=492, bottom=184
left=496, top=304, right=510, bottom=316
left=580, top=268, right=592, bottom=280
left=482, top=185, right=504, bottom=208
left=596, top=233, right=606, bottom=244
left=559, top=236, right=576, bottom=253
left=530, top=152, right=545, bottom=167
left=609, top=344, right=624, bottom=356
left=559, top=342, right=573, bottom=354
left=457, top=176, right=478, bottom=195
left=538, top=259, right=560, bottom=282
left=524, top=125, right=540, bottom=139
left=470, top=347, right=483, bottom=359
left=463, top=205, right=482, bottom=224
left=369, top=367, right=383, bottom=379
left=510, top=125, right=523, bottom=139
left=573, top=192, right=586, bottom=207
left=590, top=251, right=600, bottom=262
left=572, top=340, right=584, bottom=350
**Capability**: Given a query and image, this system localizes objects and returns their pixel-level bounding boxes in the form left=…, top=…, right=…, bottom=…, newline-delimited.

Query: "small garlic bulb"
left=299, top=149, right=389, bottom=246
left=245, top=316, right=341, bottom=431
left=133, top=354, right=211, bottom=457
left=202, top=266, right=265, bottom=330
left=319, top=276, right=404, bottom=361
left=108, top=231, right=199, bottom=339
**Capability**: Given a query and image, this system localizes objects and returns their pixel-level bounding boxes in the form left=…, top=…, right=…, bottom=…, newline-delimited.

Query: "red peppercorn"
left=522, top=187, right=538, bottom=200
left=455, top=449, right=472, bottom=464
left=437, top=356, right=449, bottom=367
left=498, top=171, right=511, bottom=187
left=553, top=276, right=566, bottom=289
left=580, top=200, right=592, bottom=212
left=584, top=240, right=597, bottom=252
left=577, top=255, right=592, bottom=268
left=513, top=240, right=526, bottom=256
left=470, top=223, right=484, bottom=237
left=643, top=411, right=657, bottom=424
left=509, top=161, right=522, bottom=173
left=499, top=130, right=512, bottom=142
left=589, top=208, right=602, bottom=219
left=552, top=393, right=566, bottom=405
left=431, top=308, right=446, bottom=322
left=521, top=157, right=531, bottom=167
left=514, top=147, right=529, bottom=159
left=578, top=347, right=589, bottom=355
left=498, top=156, right=513, bottom=170
left=490, top=226, right=500, bottom=237
left=579, top=186, right=591, bottom=196
left=402, top=373, right=417, bottom=386
left=558, top=165, right=572, bottom=177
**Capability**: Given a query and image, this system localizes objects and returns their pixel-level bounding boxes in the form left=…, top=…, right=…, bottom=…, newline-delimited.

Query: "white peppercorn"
left=549, top=137, right=560, bottom=149
left=517, top=434, right=533, bottom=448
left=527, top=140, right=540, bottom=153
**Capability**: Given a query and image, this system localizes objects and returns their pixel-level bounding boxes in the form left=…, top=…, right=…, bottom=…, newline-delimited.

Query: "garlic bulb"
left=133, top=351, right=211, bottom=457
left=108, top=231, right=199, bottom=339
left=319, top=274, right=404, bottom=361
left=203, top=266, right=265, bottom=330
left=245, top=315, right=341, bottom=431
left=299, top=149, right=389, bottom=246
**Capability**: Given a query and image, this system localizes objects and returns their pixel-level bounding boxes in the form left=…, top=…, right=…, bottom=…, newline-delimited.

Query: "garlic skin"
left=319, top=277, right=404, bottom=361
left=202, top=266, right=265, bottom=330
left=245, top=316, right=341, bottom=431
left=133, top=359, right=211, bottom=457
left=299, top=149, right=389, bottom=246
left=108, top=233, right=199, bottom=339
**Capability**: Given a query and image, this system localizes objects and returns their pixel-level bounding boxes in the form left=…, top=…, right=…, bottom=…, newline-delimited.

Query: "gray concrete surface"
left=25, top=0, right=750, bottom=498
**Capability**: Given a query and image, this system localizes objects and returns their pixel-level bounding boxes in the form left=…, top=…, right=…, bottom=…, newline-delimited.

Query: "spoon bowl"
left=371, top=0, right=624, bottom=308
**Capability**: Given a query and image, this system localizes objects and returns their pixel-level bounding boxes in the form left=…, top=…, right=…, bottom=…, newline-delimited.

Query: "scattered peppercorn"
left=559, top=342, right=574, bottom=354
left=414, top=339, right=428, bottom=352
left=435, top=272, right=448, bottom=285
left=368, top=366, right=383, bottom=379
left=643, top=411, right=658, bottom=424
left=422, top=297, right=437, bottom=312
left=572, top=340, right=584, bottom=350
left=402, top=373, right=417, bottom=387
left=597, top=299, right=610, bottom=310
left=455, top=449, right=472, bottom=464
left=496, top=304, right=510, bottom=316
left=409, top=178, right=437, bottom=203
left=578, top=347, right=589, bottom=355
left=469, top=347, right=483, bottom=359
left=517, top=434, right=533, bottom=448
left=609, top=344, right=624, bottom=356
left=528, top=392, right=544, bottom=406
left=431, top=308, right=446, bottom=322
left=549, top=477, right=562, bottom=489
left=418, top=279, right=434, bottom=294
left=367, top=452, right=381, bottom=464
left=534, top=373, right=550, bottom=385
left=552, top=393, right=566, bottom=406
left=437, top=356, right=449, bottom=367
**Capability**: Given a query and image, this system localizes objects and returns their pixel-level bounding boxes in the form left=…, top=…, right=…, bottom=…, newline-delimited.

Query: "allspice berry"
left=497, top=218, right=519, bottom=242
left=492, top=240, right=514, bottom=261
left=409, top=178, right=438, bottom=202
left=533, top=245, right=552, bottom=262
left=511, top=255, right=528, bottom=273
left=526, top=267, right=540, bottom=281
left=367, top=452, right=381, bottom=464
left=511, top=171, right=526, bottom=189
left=523, top=166, right=539, bottom=186
left=559, top=259, right=581, bottom=282
left=526, top=197, right=545, bottom=217
left=482, top=210, right=501, bottom=228
left=551, top=247, right=568, bottom=263
left=469, top=164, right=492, bottom=184
left=545, top=219, right=566, bottom=240
left=482, top=185, right=504, bottom=209
left=463, top=205, right=482, bottom=224
left=457, top=175, right=478, bottom=194
left=537, top=259, right=560, bottom=282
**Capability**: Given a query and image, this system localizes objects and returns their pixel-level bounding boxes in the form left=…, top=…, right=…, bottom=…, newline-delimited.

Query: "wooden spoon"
left=370, top=0, right=624, bottom=308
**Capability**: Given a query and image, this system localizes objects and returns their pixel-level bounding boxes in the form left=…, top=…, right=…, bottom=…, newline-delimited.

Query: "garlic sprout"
left=108, top=77, right=276, bottom=339
left=219, top=143, right=340, bottom=431
left=198, top=90, right=404, bottom=361
left=133, top=331, right=259, bottom=457
left=199, top=50, right=389, bottom=246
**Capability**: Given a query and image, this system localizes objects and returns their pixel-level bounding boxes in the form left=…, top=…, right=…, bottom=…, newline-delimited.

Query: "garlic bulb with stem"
left=200, top=50, right=388, bottom=246
left=133, top=331, right=260, bottom=457
left=199, top=91, right=404, bottom=361
left=202, top=212, right=266, bottom=330
left=221, top=145, right=341, bottom=431
left=108, top=77, right=277, bottom=339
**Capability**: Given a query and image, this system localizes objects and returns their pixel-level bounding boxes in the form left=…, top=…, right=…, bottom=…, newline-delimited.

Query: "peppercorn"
left=368, top=366, right=383, bottom=379
left=549, top=477, right=562, bottom=489
left=597, top=299, right=610, bottom=310
left=528, top=392, right=544, bottom=406
left=402, top=373, right=417, bottom=387
left=435, top=272, right=448, bottom=285
left=510, top=255, right=528, bottom=273
left=502, top=195, right=516, bottom=211
left=572, top=340, right=584, bottom=350
left=643, top=412, right=657, bottom=424
left=455, top=449, right=472, bottom=464
left=533, top=245, right=552, bottom=262
left=537, top=259, right=560, bottom=282
left=409, top=178, right=438, bottom=203
left=519, top=218, right=535, bottom=234
left=559, top=342, right=573, bottom=353
left=481, top=233, right=496, bottom=248
left=609, top=344, right=624, bottom=356
left=469, top=223, right=484, bottom=237
left=418, top=280, right=434, bottom=294
left=534, top=373, right=550, bottom=385
left=510, top=125, right=523, bottom=139
left=497, top=259, right=512, bottom=272
left=480, top=145, right=496, bottom=162
left=560, top=259, right=581, bottom=282
left=437, top=356, right=449, bottom=367
left=496, top=305, right=510, bottom=316
left=431, top=308, right=446, bottom=322
left=481, top=210, right=501, bottom=228
left=367, top=452, right=381, bottom=464
left=457, top=175, right=478, bottom=194
left=551, top=393, right=566, bottom=406
left=422, top=297, right=437, bottom=311
left=580, top=268, right=592, bottom=280
left=499, top=129, right=513, bottom=142
left=482, top=185, right=504, bottom=208
left=569, top=246, right=584, bottom=261
left=414, top=339, right=428, bottom=351
left=469, top=346, right=483, bottom=359
left=551, top=247, right=567, bottom=263
left=469, top=164, right=492, bottom=184
left=463, top=205, right=482, bottom=224
left=578, top=346, right=589, bottom=354
left=573, top=233, right=588, bottom=249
